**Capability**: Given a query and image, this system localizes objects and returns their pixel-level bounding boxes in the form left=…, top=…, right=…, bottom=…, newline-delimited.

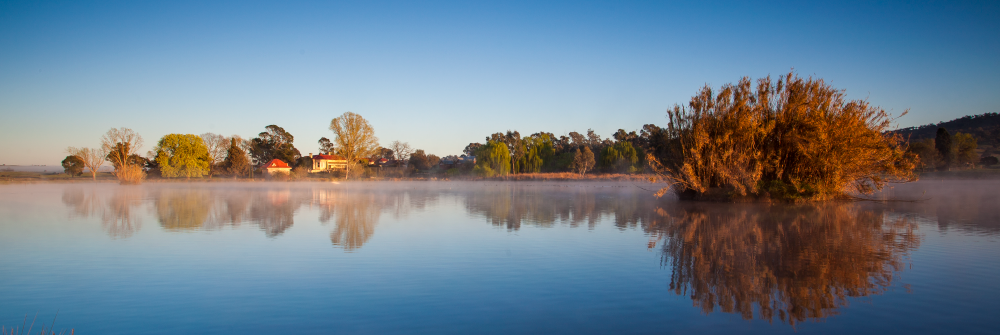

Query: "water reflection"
left=882, top=180, right=1000, bottom=233
left=464, top=185, right=659, bottom=230
left=152, top=189, right=213, bottom=231
left=101, top=189, right=144, bottom=239
left=315, top=188, right=432, bottom=251
left=317, top=190, right=382, bottom=251
left=63, top=187, right=143, bottom=238
left=651, top=204, right=921, bottom=325
left=62, top=188, right=101, bottom=218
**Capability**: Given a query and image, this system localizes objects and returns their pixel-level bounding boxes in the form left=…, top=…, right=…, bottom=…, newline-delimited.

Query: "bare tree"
left=389, top=140, right=413, bottom=163
left=101, top=127, right=145, bottom=184
left=67, top=147, right=107, bottom=180
left=329, top=112, right=379, bottom=178
left=200, top=133, right=230, bottom=177
left=200, top=133, right=230, bottom=165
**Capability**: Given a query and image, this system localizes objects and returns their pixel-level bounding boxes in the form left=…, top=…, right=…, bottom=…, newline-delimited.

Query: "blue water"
left=1, top=181, right=998, bottom=334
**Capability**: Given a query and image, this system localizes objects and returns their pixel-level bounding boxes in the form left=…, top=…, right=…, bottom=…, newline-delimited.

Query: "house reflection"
left=651, top=203, right=921, bottom=325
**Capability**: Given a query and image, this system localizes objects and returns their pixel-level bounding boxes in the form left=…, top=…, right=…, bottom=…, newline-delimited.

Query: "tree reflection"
left=652, top=204, right=921, bottom=325
left=153, top=189, right=213, bottom=231
left=463, top=185, right=660, bottom=230
left=315, top=189, right=386, bottom=251
left=101, top=188, right=144, bottom=238
left=62, top=187, right=143, bottom=238
left=247, top=189, right=308, bottom=237
left=62, top=187, right=102, bottom=218
left=147, top=187, right=310, bottom=237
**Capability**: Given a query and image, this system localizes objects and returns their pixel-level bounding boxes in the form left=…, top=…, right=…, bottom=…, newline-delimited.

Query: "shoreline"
left=0, top=172, right=659, bottom=184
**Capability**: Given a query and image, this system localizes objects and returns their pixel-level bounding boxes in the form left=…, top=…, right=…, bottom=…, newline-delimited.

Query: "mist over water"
left=2, top=180, right=999, bottom=334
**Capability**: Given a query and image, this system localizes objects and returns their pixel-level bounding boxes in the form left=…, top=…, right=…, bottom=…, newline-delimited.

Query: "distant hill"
left=893, top=113, right=1000, bottom=147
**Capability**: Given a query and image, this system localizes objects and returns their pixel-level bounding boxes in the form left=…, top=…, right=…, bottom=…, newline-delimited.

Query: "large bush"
left=651, top=73, right=916, bottom=200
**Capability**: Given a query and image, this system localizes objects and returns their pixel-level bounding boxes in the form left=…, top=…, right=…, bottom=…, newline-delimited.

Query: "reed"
left=650, top=72, right=917, bottom=201
left=2, top=312, right=72, bottom=335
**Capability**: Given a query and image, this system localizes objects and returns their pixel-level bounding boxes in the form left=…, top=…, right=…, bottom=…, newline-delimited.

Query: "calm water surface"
left=1, top=180, right=998, bottom=334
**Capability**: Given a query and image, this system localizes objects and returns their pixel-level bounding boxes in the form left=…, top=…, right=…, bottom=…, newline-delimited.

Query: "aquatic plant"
left=650, top=72, right=917, bottom=201
left=2, top=312, right=73, bottom=335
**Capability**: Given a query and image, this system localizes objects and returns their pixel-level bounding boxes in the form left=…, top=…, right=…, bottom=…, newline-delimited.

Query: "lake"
left=1, top=180, right=998, bottom=334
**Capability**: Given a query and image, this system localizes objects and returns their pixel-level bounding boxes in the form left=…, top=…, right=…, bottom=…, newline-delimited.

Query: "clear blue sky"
left=2, top=0, right=998, bottom=165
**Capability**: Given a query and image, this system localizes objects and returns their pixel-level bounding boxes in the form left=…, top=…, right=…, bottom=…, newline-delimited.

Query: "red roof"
left=313, top=154, right=346, bottom=161
left=265, top=159, right=290, bottom=168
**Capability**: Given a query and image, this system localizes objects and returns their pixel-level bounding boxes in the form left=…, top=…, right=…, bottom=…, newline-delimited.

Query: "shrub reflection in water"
left=650, top=204, right=921, bottom=325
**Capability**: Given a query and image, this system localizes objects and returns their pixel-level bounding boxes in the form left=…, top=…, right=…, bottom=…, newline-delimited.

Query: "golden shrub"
left=651, top=72, right=916, bottom=200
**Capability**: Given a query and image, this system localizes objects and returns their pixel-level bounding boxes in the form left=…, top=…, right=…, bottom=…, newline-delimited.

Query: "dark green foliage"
left=893, top=112, right=1000, bottom=142
left=935, top=128, right=953, bottom=170
left=104, top=142, right=146, bottom=170
left=463, top=143, right=482, bottom=156
left=223, top=138, right=251, bottom=177
left=427, top=154, right=441, bottom=168
left=981, top=156, right=999, bottom=166
left=62, top=155, right=85, bottom=177
left=376, top=147, right=394, bottom=160
left=601, top=141, right=639, bottom=172
left=318, top=137, right=335, bottom=154
left=296, top=156, right=313, bottom=169
left=410, top=150, right=430, bottom=170
left=250, top=125, right=301, bottom=166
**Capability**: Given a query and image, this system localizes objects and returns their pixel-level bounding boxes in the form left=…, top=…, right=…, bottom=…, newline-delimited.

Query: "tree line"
left=457, top=126, right=670, bottom=178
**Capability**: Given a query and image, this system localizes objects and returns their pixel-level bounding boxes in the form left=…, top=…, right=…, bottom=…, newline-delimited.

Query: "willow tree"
left=155, top=134, right=211, bottom=178
left=329, top=112, right=379, bottom=178
left=473, top=140, right=511, bottom=177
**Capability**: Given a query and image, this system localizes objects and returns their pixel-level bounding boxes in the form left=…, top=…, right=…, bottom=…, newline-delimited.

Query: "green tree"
left=935, top=128, right=953, bottom=170
left=318, top=137, right=336, bottom=154
left=223, top=138, right=251, bottom=178
left=155, top=134, right=212, bottom=178
left=250, top=125, right=301, bottom=166
left=409, top=149, right=430, bottom=170
left=601, top=141, right=639, bottom=172
left=953, top=132, right=978, bottom=167
left=474, top=140, right=511, bottom=177
left=906, top=138, right=940, bottom=171
left=427, top=154, right=441, bottom=168
left=62, top=155, right=85, bottom=177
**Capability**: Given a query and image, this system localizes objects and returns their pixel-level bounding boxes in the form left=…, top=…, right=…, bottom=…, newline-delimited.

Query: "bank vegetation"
left=649, top=72, right=917, bottom=201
